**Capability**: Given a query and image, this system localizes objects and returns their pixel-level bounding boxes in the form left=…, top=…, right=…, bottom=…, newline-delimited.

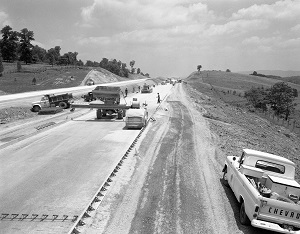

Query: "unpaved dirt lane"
left=128, top=84, right=229, bottom=234
left=86, top=83, right=273, bottom=234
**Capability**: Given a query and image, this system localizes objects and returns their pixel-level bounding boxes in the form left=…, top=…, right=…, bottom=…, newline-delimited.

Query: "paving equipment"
left=71, top=86, right=130, bottom=119
left=141, top=83, right=153, bottom=93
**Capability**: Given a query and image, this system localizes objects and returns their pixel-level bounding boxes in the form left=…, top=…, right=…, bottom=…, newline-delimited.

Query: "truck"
left=141, top=83, right=153, bottom=93
left=82, top=92, right=96, bottom=102
left=71, top=86, right=130, bottom=119
left=31, top=93, right=73, bottom=112
left=222, top=149, right=300, bottom=233
left=125, top=108, right=148, bottom=129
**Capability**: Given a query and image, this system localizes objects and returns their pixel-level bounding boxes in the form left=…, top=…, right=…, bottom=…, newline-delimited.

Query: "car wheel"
left=32, top=105, right=41, bottom=112
left=59, top=102, right=68, bottom=109
left=240, top=202, right=251, bottom=225
left=96, top=109, right=102, bottom=119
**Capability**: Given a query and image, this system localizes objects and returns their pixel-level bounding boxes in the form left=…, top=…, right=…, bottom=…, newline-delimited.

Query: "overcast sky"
left=0, top=0, right=299, bottom=77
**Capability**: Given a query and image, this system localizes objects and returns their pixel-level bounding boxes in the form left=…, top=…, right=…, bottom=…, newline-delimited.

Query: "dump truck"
left=71, top=86, right=130, bottom=119
left=31, top=93, right=73, bottom=112
left=141, top=83, right=153, bottom=93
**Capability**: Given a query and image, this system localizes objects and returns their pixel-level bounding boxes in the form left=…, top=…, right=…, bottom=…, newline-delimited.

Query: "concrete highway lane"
left=0, top=83, right=173, bottom=233
left=0, top=112, right=137, bottom=233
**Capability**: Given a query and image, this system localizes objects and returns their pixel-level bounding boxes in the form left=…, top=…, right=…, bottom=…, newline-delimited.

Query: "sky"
left=0, top=0, right=300, bottom=77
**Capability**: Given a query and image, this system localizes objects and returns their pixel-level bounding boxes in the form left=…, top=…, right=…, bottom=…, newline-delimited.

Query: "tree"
left=0, top=25, right=19, bottom=62
left=46, top=46, right=61, bottom=66
left=85, top=60, right=94, bottom=67
left=19, top=28, right=35, bottom=64
left=130, top=60, right=135, bottom=73
left=137, top=68, right=141, bottom=74
left=267, top=82, right=297, bottom=120
left=226, top=69, right=231, bottom=72
left=145, top=73, right=150, bottom=77
left=77, top=59, right=84, bottom=66
left=32, top=45, right=47, bottom=63
left=244, top=86, right=268, bottom=111
left=0, top=52, right=4, bottom=76
left=197, top=65, right=202, bottom=72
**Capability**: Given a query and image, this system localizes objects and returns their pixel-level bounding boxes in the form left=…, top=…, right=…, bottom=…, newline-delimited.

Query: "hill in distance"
left=237, top=70, right=300, bottom=77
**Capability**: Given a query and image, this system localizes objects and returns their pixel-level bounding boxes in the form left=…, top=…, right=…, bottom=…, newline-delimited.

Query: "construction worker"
left=125, top=88, right=128, bottom=97
left=157, top=93, right=161, bottom=103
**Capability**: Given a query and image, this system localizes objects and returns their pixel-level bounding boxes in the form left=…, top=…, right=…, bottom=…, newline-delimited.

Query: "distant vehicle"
left=86, top=80, right=94, bottom=86
left=31, top=93, right=73, bottom=112
left=131, top=97, right=140, bottom=109
left=141, top=83, right=153, bottom=93
left=82, top=92, right=96, bottom=102
left=178, top=79, right=182, bottom=83
left=161, top=81, right=166, bottom=85
left=125, top=108, right=148, bottom=129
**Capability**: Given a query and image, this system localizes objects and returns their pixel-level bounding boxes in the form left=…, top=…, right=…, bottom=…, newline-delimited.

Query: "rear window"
left=255, top=160, right=285, bottom=174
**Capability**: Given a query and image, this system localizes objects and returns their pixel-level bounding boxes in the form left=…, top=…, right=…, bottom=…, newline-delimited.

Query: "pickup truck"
left=222, top=149, right=300, bottom=233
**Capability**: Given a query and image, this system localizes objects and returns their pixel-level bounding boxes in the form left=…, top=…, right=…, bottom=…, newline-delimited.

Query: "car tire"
left=240, top=202, right=251, bottom=225
left=59, top=102, right=68, bottom=109
left=96, top=109, right=102, bottom=119
left=32, top=105, right=41, bottom=112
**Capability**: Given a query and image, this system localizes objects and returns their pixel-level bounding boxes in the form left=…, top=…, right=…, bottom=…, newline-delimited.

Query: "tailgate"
left=258, top=201, right=300, bottom=228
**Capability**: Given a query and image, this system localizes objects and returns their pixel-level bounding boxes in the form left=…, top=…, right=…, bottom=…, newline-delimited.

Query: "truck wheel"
left=96, top=109, right=102, bottom=119
left=117, top=111, right=123, bottom=119
left=240, top=202, right=250, bottom=225
left=32, top=105, right=41, bottom=112
left=59, top=102, right=68, bottom=109
left=222, top=171, right=229, bottom=187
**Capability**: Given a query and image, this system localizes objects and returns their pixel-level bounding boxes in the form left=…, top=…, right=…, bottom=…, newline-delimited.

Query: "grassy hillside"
left=0, top=63, right=149, bottom=95
left=186, top=70, right=300, bottom=125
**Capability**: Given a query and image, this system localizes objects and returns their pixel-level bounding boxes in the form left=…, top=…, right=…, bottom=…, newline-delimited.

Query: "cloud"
left=291, top=24, right=300, bottom=32
left=0, top=10, right=11, bottom=27
left=32, top=41, right=46, bottom=48
left=232, top=0, right=300, bottom=21
left=206, top=19, right=269, bottom=36
left=242, top=35, right=300, bottom=51
left=79, top=0, right=214, bottom=31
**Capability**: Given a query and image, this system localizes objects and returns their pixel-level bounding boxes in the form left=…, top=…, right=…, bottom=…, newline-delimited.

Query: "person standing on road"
left=125, top=88, right=128, bottom=97
left=157, top=93, right=161, bottom=103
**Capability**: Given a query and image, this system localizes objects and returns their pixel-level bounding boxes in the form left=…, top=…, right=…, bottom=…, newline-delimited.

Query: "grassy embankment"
left=187, top=70, right=300, bottom=127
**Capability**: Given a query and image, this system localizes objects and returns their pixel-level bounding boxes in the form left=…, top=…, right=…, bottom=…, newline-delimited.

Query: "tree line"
left=0, top=25, right=150, bottom=78
left=244, top=82, right=298, bottom=120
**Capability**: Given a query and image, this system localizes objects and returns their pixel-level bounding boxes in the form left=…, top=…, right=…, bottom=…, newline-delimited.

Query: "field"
left=187, top=70, right=300, bottom=128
